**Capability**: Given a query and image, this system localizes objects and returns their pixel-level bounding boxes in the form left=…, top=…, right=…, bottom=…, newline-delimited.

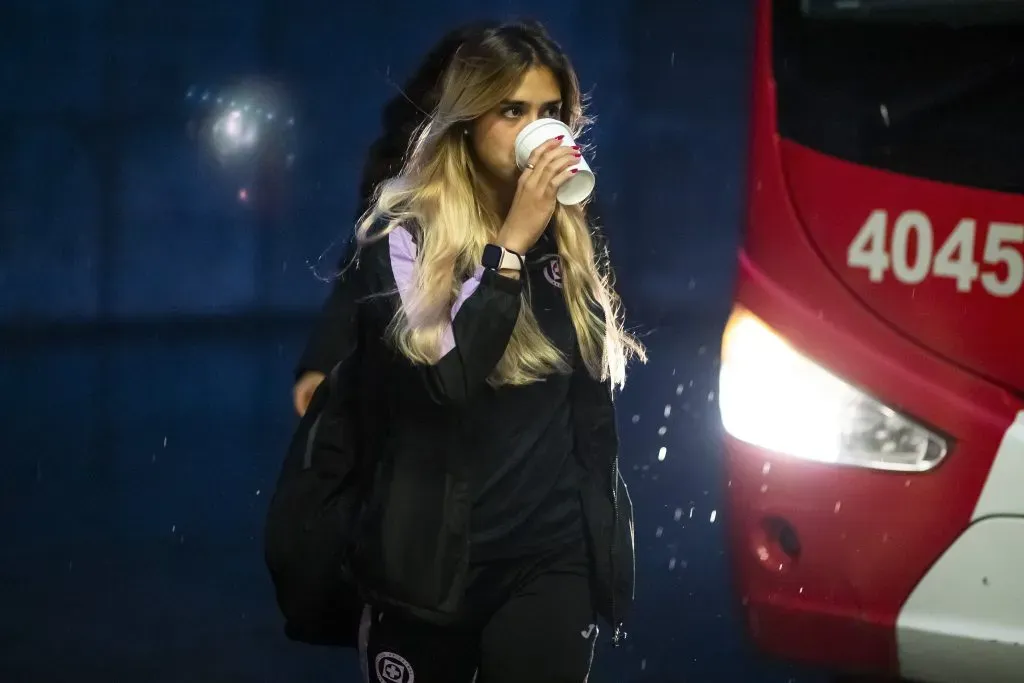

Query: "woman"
left=345, top=20, right=645, bottom=683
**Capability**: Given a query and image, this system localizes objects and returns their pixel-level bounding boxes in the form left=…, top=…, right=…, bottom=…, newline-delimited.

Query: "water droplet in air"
left=657, top=447, right=667, bottom=461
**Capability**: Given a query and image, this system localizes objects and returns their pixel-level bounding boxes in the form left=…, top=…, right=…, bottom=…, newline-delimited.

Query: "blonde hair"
left=356, top=22, right=645, bottom=388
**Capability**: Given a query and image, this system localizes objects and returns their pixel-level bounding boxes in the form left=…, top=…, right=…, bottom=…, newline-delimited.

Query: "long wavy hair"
left=353, top=21, right=500, bottom=220
left=357, top=20, right=645, bottom=388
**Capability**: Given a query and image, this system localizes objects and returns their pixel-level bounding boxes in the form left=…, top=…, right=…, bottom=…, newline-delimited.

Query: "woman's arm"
left=294, top=255, right=359, bottom=380
left=293, top=243, right=360, bottom=415
left=570, top=349, right=619, bottom=470
left=363, top=224, right=522, bottom=404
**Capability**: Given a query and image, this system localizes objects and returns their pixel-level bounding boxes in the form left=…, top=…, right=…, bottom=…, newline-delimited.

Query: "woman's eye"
left=501, top=106, right=522, bottom=118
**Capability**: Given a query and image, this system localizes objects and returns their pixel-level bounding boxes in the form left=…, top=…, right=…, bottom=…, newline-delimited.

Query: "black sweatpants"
left=359, top=539, right=598, bottom=683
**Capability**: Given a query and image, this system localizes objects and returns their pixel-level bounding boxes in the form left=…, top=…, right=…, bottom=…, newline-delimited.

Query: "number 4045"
left=847, top=209, right=1024, bottom=298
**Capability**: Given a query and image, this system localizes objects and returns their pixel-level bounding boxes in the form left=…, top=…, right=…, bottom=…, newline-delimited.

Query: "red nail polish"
left=555, top=135, right=565, bottom=141
left=573, top=153, right=582, bottom=158
left=571, top=145, right=580, bottom=150
left=570, top=169, right=579, bottom=174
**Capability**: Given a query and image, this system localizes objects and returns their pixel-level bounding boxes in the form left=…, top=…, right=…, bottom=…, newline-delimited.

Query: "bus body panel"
left=723, top=1, right=1024, bottom=679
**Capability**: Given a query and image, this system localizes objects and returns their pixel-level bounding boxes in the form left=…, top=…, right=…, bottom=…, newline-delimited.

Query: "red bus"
left=719, top=2, right=1024, bottom=681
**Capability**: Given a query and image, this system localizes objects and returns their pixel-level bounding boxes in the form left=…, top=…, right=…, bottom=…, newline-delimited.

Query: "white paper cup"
left=513, top=118, right=595, bottom=206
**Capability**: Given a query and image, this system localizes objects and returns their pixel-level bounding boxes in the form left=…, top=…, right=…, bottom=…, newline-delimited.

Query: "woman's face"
left=468, top=66, right=564, bottom=187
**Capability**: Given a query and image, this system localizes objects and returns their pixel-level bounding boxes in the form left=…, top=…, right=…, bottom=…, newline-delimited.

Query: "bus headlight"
left=718, top=307, right=949, bottom=472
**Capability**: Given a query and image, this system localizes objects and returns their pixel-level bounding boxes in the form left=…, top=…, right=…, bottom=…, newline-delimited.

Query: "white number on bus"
left=847, top=209, right=1024, bottom=297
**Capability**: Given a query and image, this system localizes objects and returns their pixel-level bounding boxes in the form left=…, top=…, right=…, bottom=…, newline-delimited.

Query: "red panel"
left=722, top=1, right=1024, bottom=677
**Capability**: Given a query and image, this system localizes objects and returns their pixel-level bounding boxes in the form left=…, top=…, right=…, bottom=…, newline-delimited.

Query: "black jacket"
left=271, top=219, right=634, bottom=647
left=346, top=225, right=635, bottom=643
left=294, top=199, right=607, bottom=379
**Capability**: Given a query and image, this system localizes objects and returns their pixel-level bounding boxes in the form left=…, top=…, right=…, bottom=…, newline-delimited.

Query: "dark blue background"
left=1, top=1, right=830, bottom=681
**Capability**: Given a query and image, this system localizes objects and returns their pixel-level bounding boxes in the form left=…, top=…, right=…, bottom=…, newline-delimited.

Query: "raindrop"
left=256, top=489, right=261, bottom=496
left=163, top=437, right=168, bottom=448
left=657, top=426, right=667, bottom=436
left=663, top=404, right=672, bottom=418
left=171, top=525, right=176, bottom=533
left=834, top=501, right=842, bottom=513
left=641, top=659, right=647, bottom=671
left=760, top=484, right=769, bottom=493
left=673, top=507, right=683, bottom=521
left=676, top=384, right=684, bottom=395
left=709, top=510, right=717, bottom=523
left=631, top=414, right=640, bottom=424
left=655, top=526, right=664, bottom=538
left=707, top=391, right=716, bottom=402
left=698, top=345, right=707, bottom=355
left=668, top=557, right=677, bottom=571
left=670, top=52, right=676, bottom=67
left=657, top=447, right=667, bottom=461
left=689, top=506, right=695, bottom=519
left=762, top=462, right=771, bottom=476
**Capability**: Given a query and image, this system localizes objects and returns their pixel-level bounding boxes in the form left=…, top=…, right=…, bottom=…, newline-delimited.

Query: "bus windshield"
left=773, top=0, right=1024, bottom=194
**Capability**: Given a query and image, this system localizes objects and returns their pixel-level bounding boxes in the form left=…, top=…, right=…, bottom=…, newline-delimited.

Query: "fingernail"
left=571, top=145, right=580, bottom=150
left=555, top=135, right=565, bottom=141
left=573, top=153, right=582, bottom=158
left=571, top=169, right=579, bottom=174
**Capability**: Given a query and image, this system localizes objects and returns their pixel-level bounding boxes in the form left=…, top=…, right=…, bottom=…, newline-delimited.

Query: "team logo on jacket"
left=543, top=256, right=563, bottom=288
left=376, top=651, right=414, bottom=683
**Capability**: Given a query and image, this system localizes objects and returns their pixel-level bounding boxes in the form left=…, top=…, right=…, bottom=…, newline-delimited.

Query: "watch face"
left=482, top=244, right=502, bottom=269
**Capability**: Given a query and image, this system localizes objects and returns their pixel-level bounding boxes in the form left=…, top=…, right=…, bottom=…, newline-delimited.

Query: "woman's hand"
left=292, top=371, right=327, bottom=417
left=497, top=137, right=581, bottom=254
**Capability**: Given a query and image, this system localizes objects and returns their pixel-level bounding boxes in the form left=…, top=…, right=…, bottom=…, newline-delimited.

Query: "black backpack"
left=264, top=354, right=367, bottom=647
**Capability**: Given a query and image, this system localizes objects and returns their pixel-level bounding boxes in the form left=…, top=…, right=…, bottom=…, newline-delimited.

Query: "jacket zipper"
left=609, top=449, right=625, bottom=647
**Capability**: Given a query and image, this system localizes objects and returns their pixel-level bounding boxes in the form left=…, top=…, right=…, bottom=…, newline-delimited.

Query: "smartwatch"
left=482, top=244, right=524, bottom=271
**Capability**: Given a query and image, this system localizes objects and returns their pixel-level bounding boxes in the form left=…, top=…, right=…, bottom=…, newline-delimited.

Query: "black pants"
left=359, top=539, right=597, bottom=683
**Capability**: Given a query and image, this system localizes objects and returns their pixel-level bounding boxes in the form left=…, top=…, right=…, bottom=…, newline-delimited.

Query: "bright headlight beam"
left=718, top=307, right=949, bottom=472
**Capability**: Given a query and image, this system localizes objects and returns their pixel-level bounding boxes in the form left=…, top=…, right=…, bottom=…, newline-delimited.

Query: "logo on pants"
left=375, top=652, right=414, bottom=683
